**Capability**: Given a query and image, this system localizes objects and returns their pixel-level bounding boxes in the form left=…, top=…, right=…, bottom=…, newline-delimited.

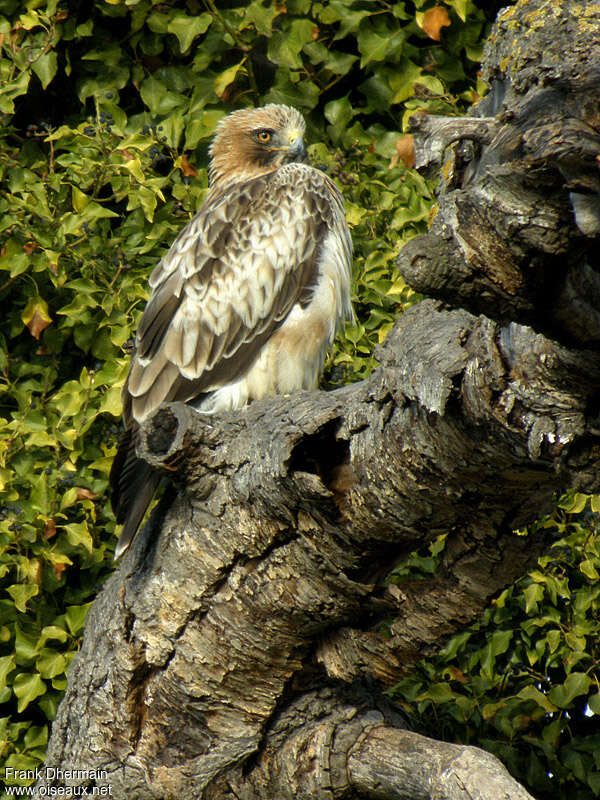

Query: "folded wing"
left=111, top=164, right=351, bottom=557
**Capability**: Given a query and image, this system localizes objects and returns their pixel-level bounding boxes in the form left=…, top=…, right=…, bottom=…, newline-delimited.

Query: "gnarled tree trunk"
left=40, top=1, right=600, bottom=798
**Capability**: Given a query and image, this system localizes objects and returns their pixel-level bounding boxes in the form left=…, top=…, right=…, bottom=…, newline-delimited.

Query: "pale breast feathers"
left=123, top=163, right=351, bottom=425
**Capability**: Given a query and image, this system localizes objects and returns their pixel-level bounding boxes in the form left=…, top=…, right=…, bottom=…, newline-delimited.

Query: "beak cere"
left=287, top=134, right=307, bottom=161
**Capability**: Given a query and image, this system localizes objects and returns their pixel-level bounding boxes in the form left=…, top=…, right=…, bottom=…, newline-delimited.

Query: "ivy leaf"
left=185, top=109, right=225, bottom=149
left=71, top=186, right=90, bottom=213
left=6, top=584, right=39, bottom=614
left=446, top=0, right=468, bottom=22
left=517, top=685, right=558, bottom=713
left=523, top=582, right=544, bottom=613
left=357, top=25, right=389, bottom=67
left=121, top=157, right=146, bottom=184
left=146, top=10, right=170, bottom=33
left=140, top=76, right=185, bottom=115
left=345, top=201, right=368, bottom=227
left=418, top=682, right=457, bottom=703
left=99, top=385, right=123, bottom=416
left=167, top=13, right=212, bottom=53
left=21, top=297, right=52, bottom=340
left=389, top=59, right=424, bottom=104
left=36, top=649, right=67, bottom=680
left=45, top=552, right=73, bottom=581
left=580, top=559, right=600, bottom=580
left=14, top=625, right=39, bottom=665
left=325, top=96, right=355, bottom=128
left=548, top=673, right=592, bottom=708
left=24, top=725, right=48, bottom=750
left=480, top=629, right=513, bottom=678
left=63, top=521, right=94, bottom=553
left=417, top=7, right=452, bottom=41
left=238, top=1, right=286, bottom=36
left=32, top=52, right=58, bottom=89
left=29, top=471, right=50, bottom=514
left=0, top=71, right=31, bottom=114
left=38, top=626, right=69, bottom=648
left=64, top=604, right=92, bottom=636
left=160, top=114, right=185, bottom=149
left=17, top=10, right=41, bottom=30
left=214, top=60, right=246, bottom=100
left=588, top=692, right=600, bottom=714
left=0, top=654, right=16, bottom=693
left=13, top=672, right=47, bottom=713
left=39, top=692, right=60, bottom=721
left=267, top=19, right=316, bottom=69
left=321, top=50, right=358, bottom=76
left=559, top=492, right=589, bottom=513
left=318, top=5, right=370, bottom=40
left=127, top=186, right=157, bottom=222
left=265, top=73, right=319, bottom=110
left=389, top=134, right=415, bottom=169
left=546, top=628, right=561, bottom=653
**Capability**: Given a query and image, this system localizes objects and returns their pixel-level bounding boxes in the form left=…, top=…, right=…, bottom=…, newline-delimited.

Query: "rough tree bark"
left=40, top=1, right=600, bottom=798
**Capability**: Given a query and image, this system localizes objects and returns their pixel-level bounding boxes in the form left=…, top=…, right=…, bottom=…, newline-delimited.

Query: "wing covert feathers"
left=125, top=164, right=347, bottom=422
left=111, top=160, right=352, bottom=558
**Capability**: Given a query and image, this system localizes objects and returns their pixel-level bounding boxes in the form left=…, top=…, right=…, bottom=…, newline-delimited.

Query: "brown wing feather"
left=111, top=163, right=346, bottom=557
left=124, top=164, right=334, bottom=425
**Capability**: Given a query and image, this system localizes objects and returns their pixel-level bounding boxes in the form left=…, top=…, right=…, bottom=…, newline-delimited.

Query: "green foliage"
left=390, top=494, right=600, bottom=800
left=4, top=1, right=590, bottom=798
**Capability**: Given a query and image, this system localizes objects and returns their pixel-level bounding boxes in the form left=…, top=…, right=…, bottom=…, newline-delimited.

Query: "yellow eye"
left=256, top=129, right=272, bottom=143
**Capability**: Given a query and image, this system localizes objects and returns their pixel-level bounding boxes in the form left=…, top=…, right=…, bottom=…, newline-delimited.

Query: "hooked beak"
left=287, top=134, right=307, bottom=161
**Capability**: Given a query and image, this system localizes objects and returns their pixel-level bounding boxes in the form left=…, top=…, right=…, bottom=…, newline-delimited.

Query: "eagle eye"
left=254, top=129, right=274, bottom=144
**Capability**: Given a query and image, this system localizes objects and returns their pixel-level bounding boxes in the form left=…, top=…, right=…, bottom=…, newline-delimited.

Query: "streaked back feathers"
left=111, top=104, right=353, bottom=559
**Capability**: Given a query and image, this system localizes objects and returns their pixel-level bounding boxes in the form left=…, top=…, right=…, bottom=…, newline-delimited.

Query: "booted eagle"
left=110, top=104, right=353, bottom=558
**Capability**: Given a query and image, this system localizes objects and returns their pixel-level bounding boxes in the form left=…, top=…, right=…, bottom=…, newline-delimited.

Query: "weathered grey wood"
left=40, top=2, right=600, bottom=799
left=348, top=728, right=536, bottom=800
left=399, top=2, right=600, bottom=346
left=40, top=303, right=600, bottom=798
left=409, top=114, right=499, bottom=175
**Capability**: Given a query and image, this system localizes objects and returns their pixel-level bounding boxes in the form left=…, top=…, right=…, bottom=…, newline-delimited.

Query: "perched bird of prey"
left=110, top=103, right=353, bottom=558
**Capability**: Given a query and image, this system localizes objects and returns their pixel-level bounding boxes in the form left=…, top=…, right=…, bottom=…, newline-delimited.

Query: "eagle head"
left=208, top=104, right=307, bottom=188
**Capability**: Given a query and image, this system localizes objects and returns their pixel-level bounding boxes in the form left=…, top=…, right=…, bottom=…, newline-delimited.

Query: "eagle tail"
left=110, top=429, right=161, bottom=560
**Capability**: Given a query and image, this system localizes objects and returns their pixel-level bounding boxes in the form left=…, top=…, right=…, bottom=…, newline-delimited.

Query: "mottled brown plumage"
left=111, top=104, right=353, bottom=558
